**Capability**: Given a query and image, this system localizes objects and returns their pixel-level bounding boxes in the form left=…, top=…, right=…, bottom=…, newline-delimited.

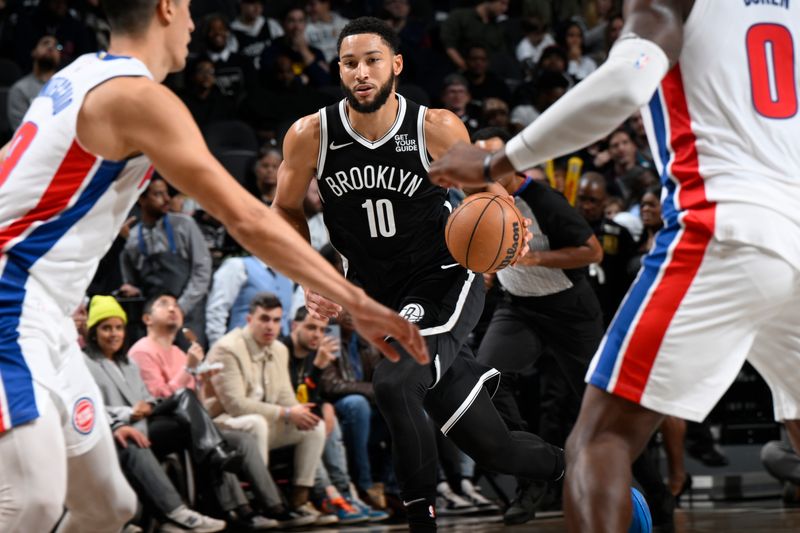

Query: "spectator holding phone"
left=318, top=309, right=386, bottom=509
left=282, top=307, right=388, bottom=523
left=129, top=292, right=292, bottom=530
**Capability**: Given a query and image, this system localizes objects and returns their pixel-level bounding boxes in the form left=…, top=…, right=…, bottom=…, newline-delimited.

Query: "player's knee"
left=466, top=438, right=509, bottom=473
left=373, top=360, right=427, bottom=410
left=2, top=490, right=64, bottom=531
left=565, top=427, right=588, bottom=468
left=78, top=474, right=136, bottom=527
left=106, top=481, right=137, bottom=526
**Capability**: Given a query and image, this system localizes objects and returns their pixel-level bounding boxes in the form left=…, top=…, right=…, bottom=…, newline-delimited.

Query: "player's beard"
left=341, top=70, right=395, bottom=114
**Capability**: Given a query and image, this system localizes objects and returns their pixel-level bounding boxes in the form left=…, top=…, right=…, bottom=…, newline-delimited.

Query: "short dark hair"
left=337, top=17, right=400, bottom=56
left=471, top=127, right=511, bottom=144
left=293, top=306, right=309, bottom=322
left=101, top=0, right=160, bottom=35
left=249, top=292, right=282, bottom=314
left=142, top=291, right=179, bottom=316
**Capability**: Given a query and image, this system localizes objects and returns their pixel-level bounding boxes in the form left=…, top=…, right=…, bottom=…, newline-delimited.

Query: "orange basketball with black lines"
left=445, top=193, right=525, bottom=274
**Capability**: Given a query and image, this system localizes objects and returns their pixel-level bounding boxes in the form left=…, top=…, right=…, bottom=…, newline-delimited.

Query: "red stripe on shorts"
left=612, top=65, right=717, bottom=403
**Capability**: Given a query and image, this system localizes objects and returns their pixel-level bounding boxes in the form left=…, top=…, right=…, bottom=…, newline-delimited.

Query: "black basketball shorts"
left=396, top=266, right=500, bottom=434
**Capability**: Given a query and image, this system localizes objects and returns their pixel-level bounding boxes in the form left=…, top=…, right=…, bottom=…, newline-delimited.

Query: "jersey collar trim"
left=338, top=94, right=406, bottom=150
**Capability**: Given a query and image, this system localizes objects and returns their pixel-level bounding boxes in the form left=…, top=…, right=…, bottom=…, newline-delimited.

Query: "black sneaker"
left=503, top=479, right=549, bottom=525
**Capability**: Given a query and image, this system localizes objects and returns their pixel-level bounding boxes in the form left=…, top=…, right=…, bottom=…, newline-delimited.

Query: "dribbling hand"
left=509, top=218, right=534, bottom=267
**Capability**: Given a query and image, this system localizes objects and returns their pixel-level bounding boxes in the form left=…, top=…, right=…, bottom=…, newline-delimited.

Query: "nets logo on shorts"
left=400, top=303, right=425, bottom=323
left=72, top=397, right=95, bottom=435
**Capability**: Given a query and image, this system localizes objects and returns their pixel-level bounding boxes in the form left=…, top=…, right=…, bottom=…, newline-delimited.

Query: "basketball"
left=445, top=192, right=526, bottom=274
left=628, top=488, right=653, bottom=533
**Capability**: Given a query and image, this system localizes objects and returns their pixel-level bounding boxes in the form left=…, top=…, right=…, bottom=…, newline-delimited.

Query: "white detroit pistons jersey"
left=0, top=53, right=154, bottom=432
left=0, top=53, right=154, bottom=315
left=640, top=0, right=800, bottom=267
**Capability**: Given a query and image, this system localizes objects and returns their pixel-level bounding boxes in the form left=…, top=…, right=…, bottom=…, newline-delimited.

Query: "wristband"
left=483, top=153, right=494, bottom=183
left=283, top=407, right=291, bottom=421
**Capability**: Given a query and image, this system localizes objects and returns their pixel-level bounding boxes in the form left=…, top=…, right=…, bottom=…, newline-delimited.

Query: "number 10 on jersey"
left=362, top=199, right=397, bottom=238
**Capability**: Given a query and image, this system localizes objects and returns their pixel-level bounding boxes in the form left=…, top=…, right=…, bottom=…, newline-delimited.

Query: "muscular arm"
left=425, top=108, right=472, bottom=161
left=429, top=0, right=690, bottom=187
left=272, top=114, right=320, bottom=242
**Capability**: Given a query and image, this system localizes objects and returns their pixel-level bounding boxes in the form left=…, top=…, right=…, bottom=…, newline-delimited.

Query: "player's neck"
left=346, top=94, right=400, bottom=142
left=107, top=34, right=171, bottom=83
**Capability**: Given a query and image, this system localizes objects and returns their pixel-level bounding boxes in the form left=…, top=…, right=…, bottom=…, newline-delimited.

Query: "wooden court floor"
left=305, top=502, right=800, bottom=532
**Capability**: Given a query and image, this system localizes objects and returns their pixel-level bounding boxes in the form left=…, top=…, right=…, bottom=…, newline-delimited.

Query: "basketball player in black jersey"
left=274, top=17, right=565, bottom=531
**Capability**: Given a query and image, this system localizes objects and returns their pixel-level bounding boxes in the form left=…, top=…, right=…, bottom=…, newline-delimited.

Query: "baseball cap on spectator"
left=87, top=295, right=128, bottom=329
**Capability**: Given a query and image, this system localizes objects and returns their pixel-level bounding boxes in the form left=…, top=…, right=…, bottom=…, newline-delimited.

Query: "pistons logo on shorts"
left=72, top=397, right=95, bottom=435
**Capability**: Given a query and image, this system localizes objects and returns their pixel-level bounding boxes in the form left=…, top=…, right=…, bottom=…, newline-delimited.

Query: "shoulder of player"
left=284, top=112, right=322, bottom=160
left=423, top=108, right=470, bottom=157
left=87, top=77, right=173, bottom=117
left=423, top=108, right=463, bottom=136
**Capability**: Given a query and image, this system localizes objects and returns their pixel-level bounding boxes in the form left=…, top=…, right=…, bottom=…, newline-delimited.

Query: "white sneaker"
left=162, top=505, right=227, bottom=532
left=436, top=481, right=479, bottom=516
left=296, top=501, right=339, bottom=526
left=461, top=479, right=501, bottom=512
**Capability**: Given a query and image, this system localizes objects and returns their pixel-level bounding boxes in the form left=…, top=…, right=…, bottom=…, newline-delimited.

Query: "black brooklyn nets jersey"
left=316, top=94, right=454, bottom=302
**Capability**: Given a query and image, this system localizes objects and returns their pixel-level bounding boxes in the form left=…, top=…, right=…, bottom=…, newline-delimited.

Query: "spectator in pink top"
left=129, top=293, right=201, bottom=397
left=129, top=292, right=299, bottom=530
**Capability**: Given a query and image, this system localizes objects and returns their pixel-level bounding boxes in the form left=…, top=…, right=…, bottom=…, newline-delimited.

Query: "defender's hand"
left=348, top=293, right=429, bottom=365
left=429, top=142, right=514, bottom=188
left=305, top=288, right=342, bottom=319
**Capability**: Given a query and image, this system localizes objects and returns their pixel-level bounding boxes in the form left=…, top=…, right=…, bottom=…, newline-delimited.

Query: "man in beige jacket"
left=206, top=292, right=326, bottom=510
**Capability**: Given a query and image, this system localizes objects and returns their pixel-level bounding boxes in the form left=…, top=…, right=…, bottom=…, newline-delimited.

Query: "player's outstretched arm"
left=429, top=0, right=688, bottom=188
left=78, top=78, right=428, bottom=365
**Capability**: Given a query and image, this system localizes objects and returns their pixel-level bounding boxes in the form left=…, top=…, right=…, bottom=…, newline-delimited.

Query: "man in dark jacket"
left=316, top=309, right=386, bottom=508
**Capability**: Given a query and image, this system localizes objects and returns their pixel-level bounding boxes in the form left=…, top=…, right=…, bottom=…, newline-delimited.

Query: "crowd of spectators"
left=4, top=0, right=797, bottom=530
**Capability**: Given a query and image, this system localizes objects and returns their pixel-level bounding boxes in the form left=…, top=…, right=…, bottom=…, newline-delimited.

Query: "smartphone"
left=194, top=361, right=224, bottom=374
left=325, top=324, right=342, bottom=359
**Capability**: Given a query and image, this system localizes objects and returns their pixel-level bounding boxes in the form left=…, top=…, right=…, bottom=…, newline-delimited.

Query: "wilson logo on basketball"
left=72, top=397, right=95, bottom=435
left=496, top=221, right=521, bottom=270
